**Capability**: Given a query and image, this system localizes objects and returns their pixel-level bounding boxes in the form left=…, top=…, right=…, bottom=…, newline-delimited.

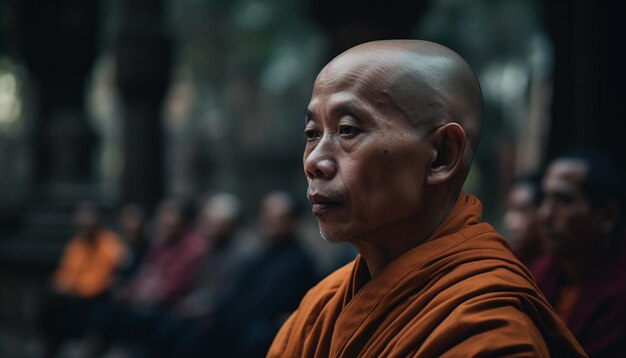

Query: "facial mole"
left=384, top=150, right=388, bottom=154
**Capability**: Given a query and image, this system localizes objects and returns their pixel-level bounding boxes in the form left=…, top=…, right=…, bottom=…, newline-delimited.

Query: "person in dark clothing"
left=115, top=203, right=150, bottom=285
left=210, top=190, right=317, bottom=357
left=83, top=203, right=150, bottom=355
left=531, top=147, right=626, bottom=357
left=89, top=198, right=207, bottom=356
left=154, top=191, right=317, bottom=358
left=132, top=192, right=254, bottom=358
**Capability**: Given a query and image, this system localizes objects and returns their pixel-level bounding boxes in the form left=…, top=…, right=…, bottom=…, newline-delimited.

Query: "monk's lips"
left=307, top=191, right=344, bottom=215
left=311, top=202, right=342, bottom=214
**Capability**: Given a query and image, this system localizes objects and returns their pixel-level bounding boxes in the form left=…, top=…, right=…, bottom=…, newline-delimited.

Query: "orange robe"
left=268, top=194, right=586, bottom=357
left=53, top=229, right=123, bottom=298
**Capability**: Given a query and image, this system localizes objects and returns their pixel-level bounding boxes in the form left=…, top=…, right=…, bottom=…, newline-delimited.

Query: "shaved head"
left=317, top=40, right=483, bottom=168
left=304, top=39, right=483, bottom=248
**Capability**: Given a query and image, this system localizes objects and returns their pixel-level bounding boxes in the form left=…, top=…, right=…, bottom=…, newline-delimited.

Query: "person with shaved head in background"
left=267, top=40, right=585, bottom=357
left=503, top=172, right=544, bottom=268
left=206, top=191, right=316, bottom=357
left=532, top=148, right=626, bottom=357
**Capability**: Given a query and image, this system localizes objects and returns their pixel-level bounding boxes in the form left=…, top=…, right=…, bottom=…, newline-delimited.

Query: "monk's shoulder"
left=426, top=225, right=539, bottom=301
left=458, top=223, right=526, bottom=268
left=455, top=229, right=536, bottom=287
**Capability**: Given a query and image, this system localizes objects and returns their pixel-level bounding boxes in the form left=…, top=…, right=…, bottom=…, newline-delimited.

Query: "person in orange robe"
left=267, top=40, right=586, bottom=357
left=40, top=201, right=124, bottom=357
left=52, top=213, right=123, bottom=298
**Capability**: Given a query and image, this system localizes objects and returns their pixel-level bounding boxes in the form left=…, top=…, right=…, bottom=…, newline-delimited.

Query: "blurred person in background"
left=84, top=203, right=150, bottom=354
left=131, top=192, right=254, bottom=357
left=92, top=197, right=208, bottom=353
left=503, top=172, right=544, bottom=268
left=203, top=190, right=317, bottom=357
left=532, top=147, right=626, bottom=357
left=114, top=203, right=150, bottom=286
left=114, top=197, right=206, bottom=309
left=39, top=201, right=124, bottom=358
left=170, top=192, right=252, bottom=323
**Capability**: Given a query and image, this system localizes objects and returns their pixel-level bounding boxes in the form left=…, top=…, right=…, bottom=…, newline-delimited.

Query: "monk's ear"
left=426, top=123, right=467, bottom=186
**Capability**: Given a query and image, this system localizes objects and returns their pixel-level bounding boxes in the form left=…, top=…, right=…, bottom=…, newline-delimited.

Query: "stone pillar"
left=114, top=0, right=173, bottom=213
left=0, top=0, right=101, bottom=282
left=18, top=0, right=100, bottom=200
left=544, top=0, right=626, bottom=169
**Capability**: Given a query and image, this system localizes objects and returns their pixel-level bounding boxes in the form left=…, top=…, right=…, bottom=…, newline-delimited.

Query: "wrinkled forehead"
left=308, top=52, right=417, bottom=124
left=314, top=52, right=398, bottom=95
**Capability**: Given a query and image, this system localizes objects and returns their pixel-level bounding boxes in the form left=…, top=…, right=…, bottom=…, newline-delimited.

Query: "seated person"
left=207, top=191, right=317, bottom=357
left=114, top=203, right=150, bottom=286
left=532, top=148, right=626, bottom=357
left=267, top=40, right=585, bottom=357
left=94, top=198, right=208, bottom=351
left=83, top=203, right=150, bottom=354
left=503, top=172, right=544, bottom=268
left=129, top=193, right=253, bottom=357
left=39, top=201, right=123, bottom=357
left=116, top=198, right=207, bottom=309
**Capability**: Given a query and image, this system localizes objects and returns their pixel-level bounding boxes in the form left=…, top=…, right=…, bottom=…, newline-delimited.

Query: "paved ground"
left=0, top=326, right=131, bottom=358
left=0, top=326, right=43, bottom=358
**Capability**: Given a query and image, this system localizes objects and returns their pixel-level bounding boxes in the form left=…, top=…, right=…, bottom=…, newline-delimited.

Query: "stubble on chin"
left=319, top=227, right=351, bottom=244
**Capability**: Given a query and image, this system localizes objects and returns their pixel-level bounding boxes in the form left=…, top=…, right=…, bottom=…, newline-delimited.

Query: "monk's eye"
left=304, top=129, right=321, bottom=141
left=339, top=125, right=360, bottom=137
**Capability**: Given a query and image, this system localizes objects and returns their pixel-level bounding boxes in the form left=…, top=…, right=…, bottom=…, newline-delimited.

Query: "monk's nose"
left=304, top=139, right=337, bottom=180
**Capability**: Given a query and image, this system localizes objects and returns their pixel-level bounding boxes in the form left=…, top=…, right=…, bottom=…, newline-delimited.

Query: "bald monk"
left=267, top=40, right=586, bottom=357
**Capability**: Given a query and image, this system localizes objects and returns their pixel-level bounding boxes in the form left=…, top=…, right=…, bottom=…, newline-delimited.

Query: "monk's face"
left=503, top=183, right=540, bottom=250
left=304, top=52, right=431, bottom=242
left=538, top=160, right=600, bottom=257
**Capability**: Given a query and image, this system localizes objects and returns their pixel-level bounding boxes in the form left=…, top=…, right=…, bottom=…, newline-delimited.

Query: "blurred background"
left=0, top=0, right=624, bottom=356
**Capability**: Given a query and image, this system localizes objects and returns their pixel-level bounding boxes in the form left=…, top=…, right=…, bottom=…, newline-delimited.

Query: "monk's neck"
left=351, top=197, right=458, bottom=278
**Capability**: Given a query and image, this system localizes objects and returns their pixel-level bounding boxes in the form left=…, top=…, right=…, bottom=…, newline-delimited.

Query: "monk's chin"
left=319, top=229, right=351, bottom=244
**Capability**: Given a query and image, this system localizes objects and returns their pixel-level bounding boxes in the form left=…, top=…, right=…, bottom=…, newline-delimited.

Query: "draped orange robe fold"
left=268, top=194, right=586, bottom=357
